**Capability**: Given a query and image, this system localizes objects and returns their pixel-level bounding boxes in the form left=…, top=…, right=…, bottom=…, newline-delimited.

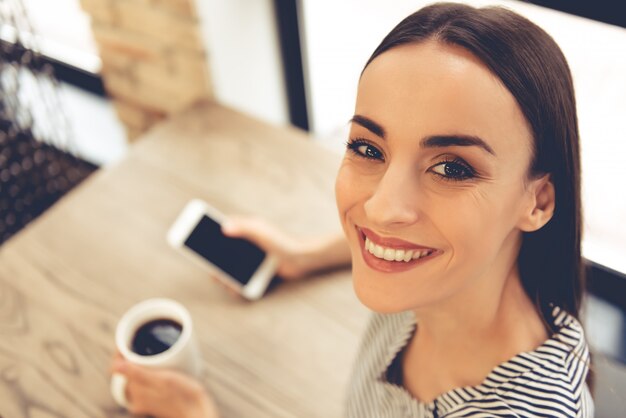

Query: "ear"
left=518, top=174, right=555, bottom=232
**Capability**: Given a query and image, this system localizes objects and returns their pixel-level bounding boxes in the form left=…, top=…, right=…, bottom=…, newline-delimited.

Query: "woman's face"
left=336, top=41, right=545, bottom=313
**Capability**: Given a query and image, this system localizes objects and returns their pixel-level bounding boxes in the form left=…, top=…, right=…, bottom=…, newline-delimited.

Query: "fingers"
left=110, top=350, right=128, bottom=377
left=223, top=216, right=320, bottom=281
left=119, top=366, right=211, bottom=417
left=110, top=350, right=214, bottom=417
left=222, top=216, right=331, bottom=283
left=222, top=216, right=291, bottom=254
left=112, top=357, right=149, bottom=385
left=111, top=360, right=166, bottom=415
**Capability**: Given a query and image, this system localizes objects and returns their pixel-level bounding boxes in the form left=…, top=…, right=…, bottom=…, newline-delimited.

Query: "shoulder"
left=478, top=307, right=593, bottom=418
left=443, top=384, right=594, bottom=418
left=472, top=378, right=594, bottom=418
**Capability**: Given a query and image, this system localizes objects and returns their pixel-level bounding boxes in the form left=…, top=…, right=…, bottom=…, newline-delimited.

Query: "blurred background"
left=1, top=0, right=624, bottom=415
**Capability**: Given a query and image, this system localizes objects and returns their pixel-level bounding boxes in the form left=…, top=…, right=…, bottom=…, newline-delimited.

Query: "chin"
left=352, top=272, right=417, bottom=314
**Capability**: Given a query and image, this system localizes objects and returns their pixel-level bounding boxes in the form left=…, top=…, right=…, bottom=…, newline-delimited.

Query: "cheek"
left=334, top=164, right=350, bottom=213
left=335, top=161, right=372, bottom=217
left=435, top=186, right=524, bottom=262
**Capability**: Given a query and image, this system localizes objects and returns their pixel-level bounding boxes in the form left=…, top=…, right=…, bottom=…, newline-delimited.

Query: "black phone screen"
left=183, top=215, right=267, bottom=285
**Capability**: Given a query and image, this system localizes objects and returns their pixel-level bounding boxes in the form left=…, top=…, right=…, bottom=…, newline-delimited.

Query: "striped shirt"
left=346, top=306, right=594, bottom=417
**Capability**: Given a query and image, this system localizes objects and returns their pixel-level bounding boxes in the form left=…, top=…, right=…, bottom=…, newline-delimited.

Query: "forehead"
left=356, top=40, right=531, bottom=155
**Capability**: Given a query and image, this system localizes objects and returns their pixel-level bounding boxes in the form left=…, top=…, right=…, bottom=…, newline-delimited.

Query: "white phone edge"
left=167, top=199, right=277, bottom=300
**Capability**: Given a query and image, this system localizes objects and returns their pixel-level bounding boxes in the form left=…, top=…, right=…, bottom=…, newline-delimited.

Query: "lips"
left=356, top=226, right=439, bottom=273
left=360, top=227, right=433, bottom=251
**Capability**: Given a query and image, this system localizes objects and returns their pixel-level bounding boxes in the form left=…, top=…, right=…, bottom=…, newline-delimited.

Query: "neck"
left=412, top=265, right=545, bottom=348
left=401, top=240, right=550, bottom=402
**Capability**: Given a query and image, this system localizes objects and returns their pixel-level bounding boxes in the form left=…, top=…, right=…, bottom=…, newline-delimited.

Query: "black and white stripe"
left=346, top=307, right=593, bottom=417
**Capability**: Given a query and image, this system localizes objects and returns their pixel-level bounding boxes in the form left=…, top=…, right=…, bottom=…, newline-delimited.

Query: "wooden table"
left=0, top=101, right=370, bottom=418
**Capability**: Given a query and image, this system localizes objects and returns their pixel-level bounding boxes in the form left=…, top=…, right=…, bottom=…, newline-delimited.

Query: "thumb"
left=112, top=358, right=150, bottom=385
left=221, top=217, right=290, bottom=254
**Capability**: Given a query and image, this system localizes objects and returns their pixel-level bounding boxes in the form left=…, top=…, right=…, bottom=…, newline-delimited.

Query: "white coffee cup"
left=111, top=298, right=202, bottom=408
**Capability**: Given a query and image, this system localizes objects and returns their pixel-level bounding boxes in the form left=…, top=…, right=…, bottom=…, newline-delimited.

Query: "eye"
left=345, top=139, right=384, bottom=161
left=430, top=158, right=475, bottom=181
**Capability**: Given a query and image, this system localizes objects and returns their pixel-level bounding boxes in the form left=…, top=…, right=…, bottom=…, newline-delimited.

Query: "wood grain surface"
left=0, top=101, right=370, bottom=418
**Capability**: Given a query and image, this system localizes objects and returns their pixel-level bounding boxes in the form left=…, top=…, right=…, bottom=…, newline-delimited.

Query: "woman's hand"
left=221, top=217, right=351, bottom=281
left=111, top=354, right=219, bottom=418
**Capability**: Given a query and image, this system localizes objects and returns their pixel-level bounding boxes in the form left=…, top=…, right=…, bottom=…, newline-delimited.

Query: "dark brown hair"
left=363, top=0, right=586, bottom=378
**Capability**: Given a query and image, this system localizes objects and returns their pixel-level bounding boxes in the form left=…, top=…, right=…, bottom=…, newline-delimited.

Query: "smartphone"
left=167, top=199, right=278, bottom=300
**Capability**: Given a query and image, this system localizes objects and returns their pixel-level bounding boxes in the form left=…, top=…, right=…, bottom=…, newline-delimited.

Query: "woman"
left=112, top=3, right=593, bottom=417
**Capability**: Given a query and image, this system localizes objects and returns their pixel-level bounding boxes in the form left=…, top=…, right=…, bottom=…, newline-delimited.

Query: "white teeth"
left=394, top=250, right=405, bottom=261
left=364, top=237, right=431, bottom=263
left=418, top=250, right=432, bottom=259
left=412, top=250, right=426, bottom=260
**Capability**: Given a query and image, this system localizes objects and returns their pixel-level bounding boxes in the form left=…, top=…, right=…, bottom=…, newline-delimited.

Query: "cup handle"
left=111, top=372, right=130, bottom=408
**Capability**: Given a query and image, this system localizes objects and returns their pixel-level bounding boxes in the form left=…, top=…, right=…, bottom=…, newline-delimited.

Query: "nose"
left=363, top=165, right=420, bottom=228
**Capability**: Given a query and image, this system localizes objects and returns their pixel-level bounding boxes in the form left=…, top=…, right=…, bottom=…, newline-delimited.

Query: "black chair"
left=0, top=33, right=97, bottom=244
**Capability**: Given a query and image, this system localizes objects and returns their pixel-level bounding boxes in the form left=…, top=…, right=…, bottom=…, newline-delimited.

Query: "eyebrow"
left=349, top=115, right=386, bottom=138
left=349, top=114, right=496, bottom=156
left=422, top=135, right=495, bottom=156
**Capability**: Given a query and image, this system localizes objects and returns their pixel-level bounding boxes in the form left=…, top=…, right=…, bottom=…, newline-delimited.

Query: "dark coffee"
left=131, top=318, right=183, bottom=356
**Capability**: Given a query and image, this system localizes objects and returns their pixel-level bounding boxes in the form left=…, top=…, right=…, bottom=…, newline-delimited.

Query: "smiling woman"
left=338, top=3, right=592, bottom=417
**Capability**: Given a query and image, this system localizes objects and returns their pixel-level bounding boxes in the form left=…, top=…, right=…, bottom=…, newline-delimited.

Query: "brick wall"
left=80, top=0, right=213, bottom=141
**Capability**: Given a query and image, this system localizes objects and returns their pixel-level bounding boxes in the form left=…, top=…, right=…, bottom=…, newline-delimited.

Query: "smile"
left=357, top=226, right=439, bottom=273
left=365, top=237, right=434, bottom=262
